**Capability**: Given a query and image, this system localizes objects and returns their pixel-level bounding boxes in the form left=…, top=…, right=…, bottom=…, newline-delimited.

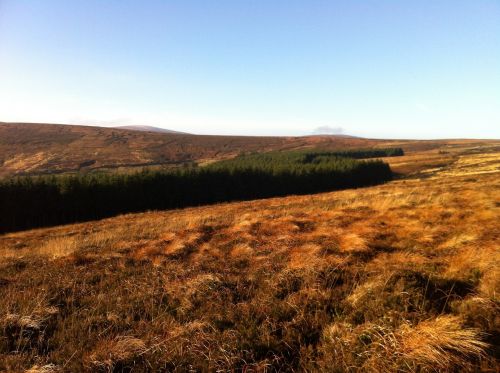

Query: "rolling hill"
left=0, top=122, right=380, bottom=177
left=113, top=125, right=187, bottom=134
left=0, top=122, right=497, bottom=177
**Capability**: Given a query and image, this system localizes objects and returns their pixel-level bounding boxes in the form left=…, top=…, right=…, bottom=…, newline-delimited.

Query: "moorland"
left=0, top=124, right=499, bottom=372
left=1, top=122, right=496, bottom=176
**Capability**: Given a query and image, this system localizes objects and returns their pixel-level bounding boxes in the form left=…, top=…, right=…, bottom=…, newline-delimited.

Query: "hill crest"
left=113, top=125, right=187, bottom=134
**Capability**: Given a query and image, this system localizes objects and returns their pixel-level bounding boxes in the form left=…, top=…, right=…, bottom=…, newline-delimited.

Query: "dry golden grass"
left=397, top=316, right=487, bottom=370
left=321, top=315, right=489, bottom=372
left=25, top=364, right=61, bottom=373
left=0, top=143, right=499, bottom=371
left=86, top=336, right=147, bottom=370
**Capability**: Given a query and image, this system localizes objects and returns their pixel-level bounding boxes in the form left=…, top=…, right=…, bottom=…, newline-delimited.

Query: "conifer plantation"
left=0, top=148, right=401, bottom=233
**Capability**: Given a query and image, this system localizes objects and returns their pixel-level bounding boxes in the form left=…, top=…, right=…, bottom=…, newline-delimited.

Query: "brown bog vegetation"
left=0, top=143, right=499, bottom=372
left=1, top=122, right=497, bottom=177
left=0, top=122, right=383, bottom=177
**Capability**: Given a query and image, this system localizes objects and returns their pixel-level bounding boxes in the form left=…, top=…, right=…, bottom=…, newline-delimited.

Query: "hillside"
left=0, top=122, right=378, bottom=177
left=113, top=125, right=187, bottom=134
left=0, top=142, right=498, bottom=372
left=1, top=122, right=496, bottom=177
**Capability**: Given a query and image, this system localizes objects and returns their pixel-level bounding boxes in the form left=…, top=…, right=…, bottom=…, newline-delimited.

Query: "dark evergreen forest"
left=0, top=148, right=402, bottom=233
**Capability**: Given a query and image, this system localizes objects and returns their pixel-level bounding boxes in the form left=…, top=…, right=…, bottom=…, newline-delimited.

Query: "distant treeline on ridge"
left=0, top=148, right=403, bottom=233
left=213, top=147, right=404, bottom=168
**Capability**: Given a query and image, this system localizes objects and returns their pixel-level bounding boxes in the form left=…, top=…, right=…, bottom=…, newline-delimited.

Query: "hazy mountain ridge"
left=113, top=125, right=187, bottom=134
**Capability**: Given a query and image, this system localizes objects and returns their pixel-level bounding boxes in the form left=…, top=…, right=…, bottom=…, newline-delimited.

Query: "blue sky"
left=0, top=1, right=498, bottom=138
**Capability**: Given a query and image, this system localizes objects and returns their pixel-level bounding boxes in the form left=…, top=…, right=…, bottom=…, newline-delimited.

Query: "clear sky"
left=0, top=1, right=499, bottom=138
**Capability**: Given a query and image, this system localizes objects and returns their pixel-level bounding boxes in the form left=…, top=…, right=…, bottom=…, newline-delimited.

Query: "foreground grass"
left=0, top=147, right=499, bottom=372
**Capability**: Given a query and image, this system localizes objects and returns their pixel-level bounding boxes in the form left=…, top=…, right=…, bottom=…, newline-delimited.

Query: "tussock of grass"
left=26, top=364, right=61, bottom=373
left=86, top=336, right=147, bottom=371
left=397, top=316, right=488, bottom=371
left=320, top=316, right=487, bottom=372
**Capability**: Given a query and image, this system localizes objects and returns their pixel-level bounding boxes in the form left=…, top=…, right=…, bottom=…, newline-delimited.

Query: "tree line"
left=215, top=147, right=404, bottom=169
left=0, top=149, right=398, bottom=233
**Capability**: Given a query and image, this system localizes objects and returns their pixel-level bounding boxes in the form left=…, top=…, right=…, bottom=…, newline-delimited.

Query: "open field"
left=1, top=122, right=497, bottom=177
left=0, top=142, right=499, bottom=371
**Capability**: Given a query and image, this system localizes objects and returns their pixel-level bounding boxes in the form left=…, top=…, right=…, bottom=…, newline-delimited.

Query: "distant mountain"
left=307, top=133, right=361, bottom=139
left=114, top=125, right=187, bottom=134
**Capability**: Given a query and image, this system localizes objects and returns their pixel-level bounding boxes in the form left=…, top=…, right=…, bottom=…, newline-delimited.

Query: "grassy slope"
left=0, top=122, right=381, bottom=177
left=0, top=143, right=499, bottom=372
left=1, top=122, right=497, bottom=177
